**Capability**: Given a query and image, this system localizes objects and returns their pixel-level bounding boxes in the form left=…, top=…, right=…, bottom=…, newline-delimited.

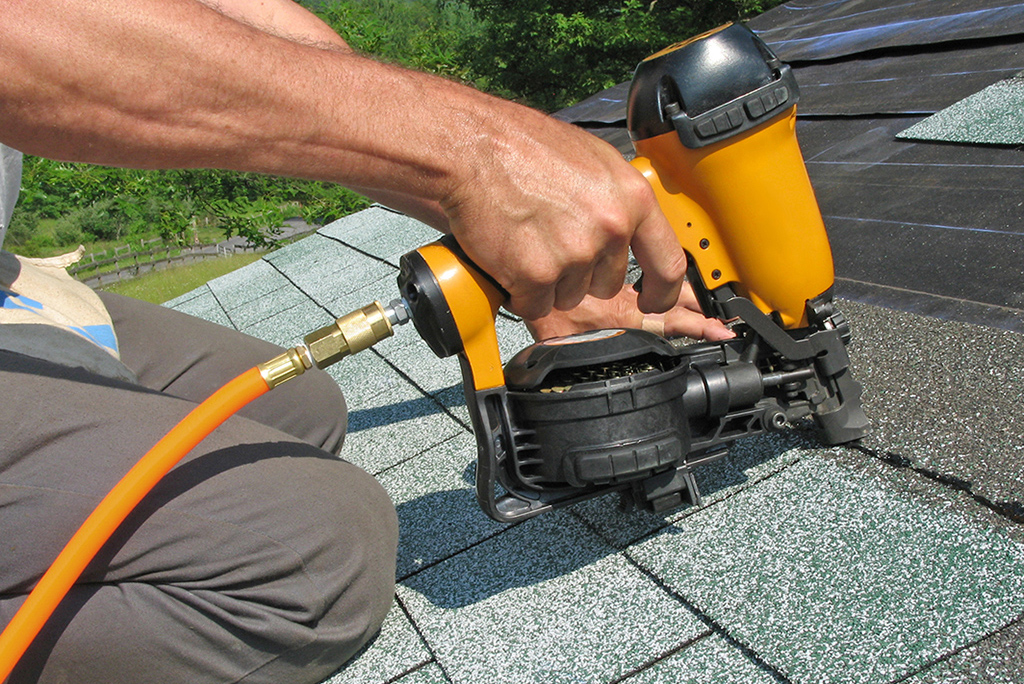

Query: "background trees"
left=454, top=0, right=786, bottom=111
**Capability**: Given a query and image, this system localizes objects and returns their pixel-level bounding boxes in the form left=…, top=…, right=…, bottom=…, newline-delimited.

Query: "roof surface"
left=166, top=2, right=1024, bottom=682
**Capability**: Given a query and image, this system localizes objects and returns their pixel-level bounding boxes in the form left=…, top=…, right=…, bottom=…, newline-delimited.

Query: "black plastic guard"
left=464, top=363, right=555, bottom=522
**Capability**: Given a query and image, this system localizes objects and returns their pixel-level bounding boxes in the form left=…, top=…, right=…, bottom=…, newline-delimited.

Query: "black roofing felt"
left=752, top=0, right=1024, bottom=62
left=792, top=42, right=1024, bottom=116
left=557, top=0, right=1024, bottom=332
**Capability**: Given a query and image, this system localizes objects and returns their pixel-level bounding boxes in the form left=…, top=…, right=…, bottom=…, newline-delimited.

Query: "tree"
left=460, top=0, right=788, bottom=111
left=313, top=0, right=482, bottom=80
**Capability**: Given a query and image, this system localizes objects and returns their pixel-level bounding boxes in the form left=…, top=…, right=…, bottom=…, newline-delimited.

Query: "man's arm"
left=195, top=0, right=352, bottom=50
left=1, top=0, right=686, bottom=320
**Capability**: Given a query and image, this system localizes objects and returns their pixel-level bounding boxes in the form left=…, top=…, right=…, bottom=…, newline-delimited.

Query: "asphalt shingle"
left=628, top=456, right=1024, bottom=684
left=169, top=199, right=1024, bottom=684
left=342, top=387, right=462, bottom=476
left=206, top=258, right=294, bottom=312
left=398, top=509, right=707, bottom=684
left=166, top=285, right=233, bottom=329
left=621, top=634, right=779, bottom=684
left=237, top=296, right=333, bottom=348
left=319, top=206, right=440, bottom=264
left=898, top=72, right=1024, bottom=146
left=843, top=299, right=1024, bottom=508
left=377, top=432, right=506, bottom=579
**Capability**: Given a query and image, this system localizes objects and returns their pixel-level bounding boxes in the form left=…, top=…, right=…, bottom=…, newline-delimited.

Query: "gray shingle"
left=238, top=296, right=332, bottom=348
left=223, top=283, right=312, bottom=331
left=898, top=72, right=1024, bottom=145
left=621, top=634, right=778, bottom=684
left=628, top=456, right=1024, bottom=684
left=390, top=663, right=449, bottom=684
left=319, top=206, right=440, bottom=263
left=843, top=299, right=1024, bottom=506
left=166, top=285, right=233, bottom=329
left=206, top=258, right=293, bottom=311
left=398, top=510, right=706, bottom=684
left=378, top=432, right=506, bottom=579
left=328, top=349, right=416, bottom=411
left=342, top=388, right=463, bottom=475
left=268, top=234, right=394, bottom=306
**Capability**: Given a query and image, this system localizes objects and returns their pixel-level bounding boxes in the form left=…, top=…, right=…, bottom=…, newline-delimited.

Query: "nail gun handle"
left=397, top=235, right=507, bottom=391
left=399, top=238, right=555, bottom=523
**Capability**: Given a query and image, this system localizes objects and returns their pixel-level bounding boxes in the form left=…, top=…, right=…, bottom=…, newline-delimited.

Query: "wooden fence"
left=71, top=237, right=259, bottom=288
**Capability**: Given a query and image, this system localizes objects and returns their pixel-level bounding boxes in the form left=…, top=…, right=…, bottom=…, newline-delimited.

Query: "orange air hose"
left=0, top=367, right=270, bottom=682
left=0, top=298, right=402, bottom=681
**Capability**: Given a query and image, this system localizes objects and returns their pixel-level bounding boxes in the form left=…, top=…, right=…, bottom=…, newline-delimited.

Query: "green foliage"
left=460, top=0, right=789, bottom=111
left=10, top=156, right=370, bottom=257
left=207, top=197, right=285, bottom=247
left=4, top=210, right=48, bottom=255
left=314, top=0, right=482, bottom=80
left=308, top=0, right=788, bottom=111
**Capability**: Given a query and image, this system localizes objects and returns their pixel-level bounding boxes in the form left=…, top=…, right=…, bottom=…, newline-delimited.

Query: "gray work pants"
left=0, top=293, right=398, bottom=684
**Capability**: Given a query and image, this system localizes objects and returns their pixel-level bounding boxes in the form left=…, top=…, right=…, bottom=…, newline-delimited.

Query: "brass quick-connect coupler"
left=258, top=346, right=314, bottom=389
left=304, top=300, right=406, bottom=370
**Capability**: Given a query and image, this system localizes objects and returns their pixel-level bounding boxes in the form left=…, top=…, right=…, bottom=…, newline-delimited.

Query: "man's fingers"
left=662, top=309, right=735, bottom=341
left=553, top=264, right=592, bottom=312
left=507, top=286, right=556, bottom=321
left=589, top=249, right=629, bottom=300
left=629, top=209, right=687, bottom=314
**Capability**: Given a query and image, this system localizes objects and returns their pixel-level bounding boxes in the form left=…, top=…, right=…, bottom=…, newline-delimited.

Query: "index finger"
left=629, top=206, right=687, bottom=314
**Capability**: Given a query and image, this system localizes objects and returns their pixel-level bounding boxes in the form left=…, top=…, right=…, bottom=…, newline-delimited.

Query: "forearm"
left=1, top=0, right=500, bottom=201
left=2, top=0, right=686, bottom=319
left=195, top=0, right=352, bottom=50
left=190, top=0, right=448, bottom=228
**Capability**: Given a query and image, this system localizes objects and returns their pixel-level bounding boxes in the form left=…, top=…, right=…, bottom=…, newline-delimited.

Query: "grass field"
left=99, top=252, right=265, bottom=304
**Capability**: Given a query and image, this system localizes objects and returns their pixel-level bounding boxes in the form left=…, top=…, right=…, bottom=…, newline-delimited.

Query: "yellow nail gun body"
left=397, top=24, right=870, bottom=522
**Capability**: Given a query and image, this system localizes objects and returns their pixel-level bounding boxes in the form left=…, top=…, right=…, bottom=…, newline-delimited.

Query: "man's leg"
left=0, top=348, right=397, bottom=684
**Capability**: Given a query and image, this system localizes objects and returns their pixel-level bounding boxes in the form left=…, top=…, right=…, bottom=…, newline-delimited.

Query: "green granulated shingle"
left=628, top=456, right=1024, bottom=684
left=897, top=71, right=1024, bottom=145
left=398, top=510, right=707, bottom=684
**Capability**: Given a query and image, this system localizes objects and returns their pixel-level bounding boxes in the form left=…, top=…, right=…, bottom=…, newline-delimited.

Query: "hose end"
left=258, top=346, right=313, bottom=389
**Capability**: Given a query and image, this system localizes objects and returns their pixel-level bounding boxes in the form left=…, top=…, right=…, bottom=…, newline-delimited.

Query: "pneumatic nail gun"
left=395, top=23, right=871, bottom=522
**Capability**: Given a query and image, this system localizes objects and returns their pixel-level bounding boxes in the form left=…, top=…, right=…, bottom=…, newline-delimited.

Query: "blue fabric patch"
left=70, top=324, right=119, bottom=354
left=1, top=288, right=44, bottom=311
left=1, top=288, right=118, bottom=354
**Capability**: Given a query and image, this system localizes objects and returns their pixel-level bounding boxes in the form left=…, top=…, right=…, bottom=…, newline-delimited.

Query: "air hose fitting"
left=258, top=298, right=412, bottom=389
left=258, top=346, right=313, bottom=389
left=303, top=299, right=410, bottom=370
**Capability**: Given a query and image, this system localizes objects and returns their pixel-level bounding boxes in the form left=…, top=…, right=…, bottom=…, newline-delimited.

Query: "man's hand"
left=525, top=280, right=735, bottom=343
left=440, top=109, right=687, bottom=321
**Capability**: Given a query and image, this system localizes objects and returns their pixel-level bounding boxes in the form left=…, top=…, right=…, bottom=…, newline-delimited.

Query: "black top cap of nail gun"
left=504, top=327, right=678, bottom=391
left=627, top=23, right=797, bottom=146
